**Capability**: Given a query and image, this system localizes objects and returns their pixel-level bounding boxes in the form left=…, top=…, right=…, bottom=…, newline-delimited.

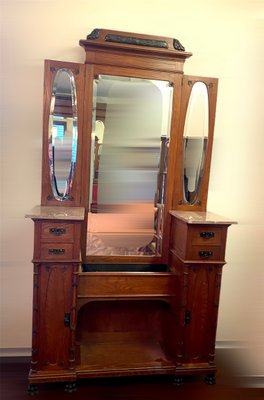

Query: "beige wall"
left=1, top=0, right=263, bottom=375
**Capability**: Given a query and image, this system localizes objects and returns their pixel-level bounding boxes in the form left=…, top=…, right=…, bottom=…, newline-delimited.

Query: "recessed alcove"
left=75, top=299, right=177, bottom=375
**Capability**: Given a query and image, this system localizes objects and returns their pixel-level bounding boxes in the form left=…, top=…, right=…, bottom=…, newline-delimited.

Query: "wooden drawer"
left=39, top=243, right=74, bottom=260
left=187, top=245, right=222, bottom=261
left=40, top=222, right=74, bottom=243
left=170, top=217, right=228, bottom=262
left=78, top=273, right=178, bottom=298
left=188, top=226, right=223, bottom=246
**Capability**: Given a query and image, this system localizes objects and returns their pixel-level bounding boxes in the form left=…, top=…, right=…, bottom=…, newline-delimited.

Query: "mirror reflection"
left=87, top=75, right=173, bottom=256
left=48, top=68, right=78, bottom=201
left=183, top=81, right=209, bottom=204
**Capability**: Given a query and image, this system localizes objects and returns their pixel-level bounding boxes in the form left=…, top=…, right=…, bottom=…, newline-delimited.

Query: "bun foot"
left=173, top=375, right=184, bottom=386
left=204, top=373, right=216, bottom=385
left=27, top=384, right=39, bottom=396
left=65, top=382, right=77, bottom=393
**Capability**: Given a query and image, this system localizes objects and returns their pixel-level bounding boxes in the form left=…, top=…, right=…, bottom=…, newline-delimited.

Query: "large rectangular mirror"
left=87, top=74, right=173, bottom=256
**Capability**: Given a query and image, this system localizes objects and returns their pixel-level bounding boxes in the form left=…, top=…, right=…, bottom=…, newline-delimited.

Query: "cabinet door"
left=173, top=75, right=218, bottom=211
left=41, top=60, right=85, bottom=206
left=182, top=264, right=223, bottom=365
left=35, top=264, right=74, bottom=371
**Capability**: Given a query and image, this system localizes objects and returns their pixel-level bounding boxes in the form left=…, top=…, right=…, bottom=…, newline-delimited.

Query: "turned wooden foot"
left=173, top=375, right=184, bottom=386
left=204, top=373, right=216, bottom=385
left=65, top=382, right=77, bottom=393
left=27, top=384, right=39, bottom=396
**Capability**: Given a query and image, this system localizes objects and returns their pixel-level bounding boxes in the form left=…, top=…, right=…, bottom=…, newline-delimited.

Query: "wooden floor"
left=0, top=354, right=263, bottom=400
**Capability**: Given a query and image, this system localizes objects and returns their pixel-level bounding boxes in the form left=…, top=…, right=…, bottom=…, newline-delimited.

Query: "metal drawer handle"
left=48, top=248, right=65, bottom=255
left=49, top=228, right=66, bottom=236
left=199, top=250, right=213, bottom=258
left=200, top=231, right=215, bottom=239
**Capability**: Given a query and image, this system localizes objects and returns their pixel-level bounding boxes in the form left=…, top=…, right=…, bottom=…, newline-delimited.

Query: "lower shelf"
left=76, top=332, right=176, bottom=377
left=28, top=329, right=216, bottom=383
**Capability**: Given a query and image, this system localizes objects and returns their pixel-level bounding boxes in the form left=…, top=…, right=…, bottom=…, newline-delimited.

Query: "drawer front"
left=187, top=245, right=222, bottom=261
left=78, top=274, right=177, bottom=297
left=40, top=222, right=74, bottom=243
left=40, top=243, right=74, bottom=260
left=189, top=226, right=223, bottom=246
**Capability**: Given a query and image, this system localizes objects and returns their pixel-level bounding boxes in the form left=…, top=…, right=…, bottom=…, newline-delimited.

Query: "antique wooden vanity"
left=26, top=29, right=236, bottom=393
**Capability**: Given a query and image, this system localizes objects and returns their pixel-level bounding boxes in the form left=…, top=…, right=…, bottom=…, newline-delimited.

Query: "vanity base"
left=28, top=365, right=217, bottom=386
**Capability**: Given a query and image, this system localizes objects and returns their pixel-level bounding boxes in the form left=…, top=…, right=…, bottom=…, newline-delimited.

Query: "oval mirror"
left=48, top=68, right=78, bottom=201
left=182, top=81, right=209, bottom=204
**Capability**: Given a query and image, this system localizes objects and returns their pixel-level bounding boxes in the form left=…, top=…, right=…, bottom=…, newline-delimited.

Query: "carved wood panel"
left=183, top=264, right=223, bottom=364
left=36, top=264, right=73, bottom=371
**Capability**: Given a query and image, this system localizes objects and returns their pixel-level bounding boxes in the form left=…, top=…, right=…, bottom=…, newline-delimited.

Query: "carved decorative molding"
left=86, top=29, right=186, bottom=52
left=105, top=33, right=169, bottom=49
left=173, top=38, right=185, bottom=51
left=188, top=80, right=214, bottom=89
left=86, top=28, right=100, bottom=40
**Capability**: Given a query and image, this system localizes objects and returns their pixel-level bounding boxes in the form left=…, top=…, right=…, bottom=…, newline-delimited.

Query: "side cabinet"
left=26, top=206, right=85, bottom=386
left=169, top=211, right=236, bottom=381
left=33, top=263, right=75, bottom=372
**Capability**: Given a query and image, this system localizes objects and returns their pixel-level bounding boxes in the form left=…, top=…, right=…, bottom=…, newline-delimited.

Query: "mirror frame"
left=182, top=81, right=209, bottom=205
left=173, top=75, right=218, bottom=211
left=79, top=31, right=211, bottom=263
left=41, top=33, right=218, bottom=264
left=41, top=60, right=85, bottom=207
left=80, top=66, right=185, bottom=264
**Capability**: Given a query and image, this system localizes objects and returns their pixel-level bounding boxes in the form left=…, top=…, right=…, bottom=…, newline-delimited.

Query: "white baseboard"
left=238, top=375, right=264, bottom=388
left=0, top=347, right=31, bottom=357
left=1, top=341, right=243, bottom=357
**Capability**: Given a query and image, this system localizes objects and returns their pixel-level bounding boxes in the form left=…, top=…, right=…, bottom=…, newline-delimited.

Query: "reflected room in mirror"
left=87, top=75, right=173, bottom=256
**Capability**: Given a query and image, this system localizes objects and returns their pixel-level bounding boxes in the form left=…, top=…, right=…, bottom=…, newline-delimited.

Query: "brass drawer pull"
left=199, top=250, right=213, bottom=258
left=48, top=248, right=65, bottom=255
left=200, top=231, right=215, bottom=239
left=49, top=228, right=66, bottom=236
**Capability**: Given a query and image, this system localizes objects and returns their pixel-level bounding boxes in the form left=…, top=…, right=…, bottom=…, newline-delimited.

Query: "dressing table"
left=26, top=29, right=236, bottom=393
